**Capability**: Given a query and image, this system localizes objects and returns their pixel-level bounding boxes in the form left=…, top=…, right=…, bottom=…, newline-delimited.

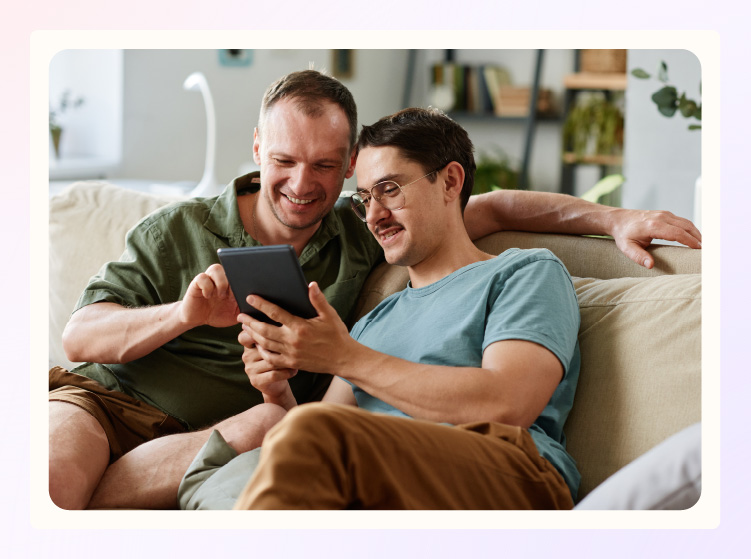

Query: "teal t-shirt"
left=71, top=173, right=382, bottom=429
left=347, top=248, right=582, bottom=499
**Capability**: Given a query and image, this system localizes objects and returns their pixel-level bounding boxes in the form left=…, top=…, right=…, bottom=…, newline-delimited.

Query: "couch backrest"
left=49, top=182, right=181, bottom=370
left=354, top=231, right=701, bottom=500
left=473, top=231, right=701, bottom=279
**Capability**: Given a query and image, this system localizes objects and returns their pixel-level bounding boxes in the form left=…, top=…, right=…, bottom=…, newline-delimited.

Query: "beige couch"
left=49, top=181, right=701, bottom=505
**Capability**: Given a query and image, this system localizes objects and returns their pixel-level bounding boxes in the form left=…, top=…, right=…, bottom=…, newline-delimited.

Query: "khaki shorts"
left=49, top=366, right=186, bottom=462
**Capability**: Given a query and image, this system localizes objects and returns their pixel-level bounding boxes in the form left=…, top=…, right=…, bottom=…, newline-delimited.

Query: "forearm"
left=262, top=385, right=298, bottom=411
left=332, top=341, right=518, bottom=426
left=464, top=190, right=623, bottom=240
left=62, top=301, right=192, bottom=364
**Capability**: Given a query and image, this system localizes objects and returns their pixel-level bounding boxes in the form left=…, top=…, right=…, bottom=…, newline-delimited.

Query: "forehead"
left=261, top=98, right=352, bottom=157
left=355, top=146, right=416, bottom=185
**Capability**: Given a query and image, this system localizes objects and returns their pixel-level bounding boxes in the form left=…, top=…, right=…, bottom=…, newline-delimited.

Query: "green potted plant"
left=562, top=93, right=624, bottom=161
left=631, top=61, right=701, bottom=130
left=49, top=90, right=85, bottom=158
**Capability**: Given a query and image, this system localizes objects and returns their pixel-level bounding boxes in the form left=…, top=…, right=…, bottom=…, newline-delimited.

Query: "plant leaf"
left=631, top=68, right=651, bottom=79
left=652, top=86, right=678, bottom=117
left=688, top=124, right=702, bottom=130
left=658, top=61, right=669, bottom=82
left=679, top=97, right=698, bottom=118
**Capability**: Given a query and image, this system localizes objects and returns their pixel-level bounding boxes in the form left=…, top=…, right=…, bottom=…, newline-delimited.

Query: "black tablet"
left=217, top=245, right=317, bottom=325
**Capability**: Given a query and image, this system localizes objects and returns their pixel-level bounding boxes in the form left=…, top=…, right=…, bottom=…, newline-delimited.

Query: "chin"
left=383, top=248, right=415, bottom=268
left=273, top=201, right=329, bottom=231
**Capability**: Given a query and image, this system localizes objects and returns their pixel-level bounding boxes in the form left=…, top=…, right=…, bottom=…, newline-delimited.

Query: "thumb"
left=623, top=241, right=653, bottom=269
left=308, top=282, right=333, bottom=316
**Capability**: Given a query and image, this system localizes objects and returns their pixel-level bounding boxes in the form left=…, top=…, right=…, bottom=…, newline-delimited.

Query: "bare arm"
left=464, top=190, right=702, bottom=268
left=321, top=338, right=560, bottom=426
left=63, top=301, right=188, bottom=364
left=242, top=284, right=561, bottom=426
left=62, top=264, right=240, bottom=364
left=322, top=377, right=358, bottom=407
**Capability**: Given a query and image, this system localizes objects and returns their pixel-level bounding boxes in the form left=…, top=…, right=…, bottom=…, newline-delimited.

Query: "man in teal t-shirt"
left=230, top=107, right=581, bottom=509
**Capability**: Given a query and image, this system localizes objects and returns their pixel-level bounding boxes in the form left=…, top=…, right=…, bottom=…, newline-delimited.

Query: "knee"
left=216, top=403, right=288, bottom=453
left=264, top=403, right=353, bottom=453
left=251, top=403, right=288, bottom=432
left=48, top=402, right=110, bottom=510
left=49, top=459, right=90, bottom=510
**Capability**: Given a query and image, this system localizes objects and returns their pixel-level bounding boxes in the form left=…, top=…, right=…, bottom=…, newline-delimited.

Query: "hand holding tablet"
left=217, top=245, right=317, bottom=325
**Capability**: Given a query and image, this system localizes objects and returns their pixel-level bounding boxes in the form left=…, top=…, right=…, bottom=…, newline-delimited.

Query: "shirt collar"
left=203, top=171, right=343, bottom=254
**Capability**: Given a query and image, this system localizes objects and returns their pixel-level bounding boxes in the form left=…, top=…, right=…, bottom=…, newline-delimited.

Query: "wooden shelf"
left=563, top=72, right=627, bottom=91
left=562, top=153, right=623, bottom=166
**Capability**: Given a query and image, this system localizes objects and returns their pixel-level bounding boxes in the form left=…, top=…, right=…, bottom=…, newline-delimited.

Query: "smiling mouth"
left=375, top=225, right=403, bottom=242
left=284, top=194, right=314, bottom=205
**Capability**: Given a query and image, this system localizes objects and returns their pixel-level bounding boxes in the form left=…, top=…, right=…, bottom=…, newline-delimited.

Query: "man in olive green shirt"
left=61, top=171, right=380, bottom=431
left=49, top=69, right=701, bottom=510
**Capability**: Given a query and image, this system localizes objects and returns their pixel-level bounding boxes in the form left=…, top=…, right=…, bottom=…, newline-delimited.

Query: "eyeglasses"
left=350, top=164, right=447, bottom=222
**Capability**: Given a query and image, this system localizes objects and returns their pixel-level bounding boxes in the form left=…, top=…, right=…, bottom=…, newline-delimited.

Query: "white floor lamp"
left=184, top=72, right=220, bottom=197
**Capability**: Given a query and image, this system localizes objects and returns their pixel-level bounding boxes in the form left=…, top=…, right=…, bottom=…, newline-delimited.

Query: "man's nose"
left=288, top=165, right=315, bottom=195
left=366, top=197, right=391, bottom=226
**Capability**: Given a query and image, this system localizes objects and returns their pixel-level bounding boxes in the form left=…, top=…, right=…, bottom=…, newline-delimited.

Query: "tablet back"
left=217, top=245, right=317, bottom=324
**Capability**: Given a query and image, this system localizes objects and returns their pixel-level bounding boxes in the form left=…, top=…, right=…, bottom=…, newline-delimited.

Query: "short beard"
left=263, top=188, right=329, bottom=231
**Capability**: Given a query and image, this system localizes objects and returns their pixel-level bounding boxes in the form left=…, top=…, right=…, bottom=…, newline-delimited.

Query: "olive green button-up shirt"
left=72, top=173, right=383, bottom=429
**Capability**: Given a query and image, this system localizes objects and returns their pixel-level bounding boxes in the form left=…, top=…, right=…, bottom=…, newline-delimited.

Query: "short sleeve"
left=483, top=256, right=580, bottom=375
left=75, top=217, right=174, bottom=311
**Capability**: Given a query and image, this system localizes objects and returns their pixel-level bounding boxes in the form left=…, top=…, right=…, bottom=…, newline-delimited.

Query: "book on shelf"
left=430, top=62, right=553, bottom=118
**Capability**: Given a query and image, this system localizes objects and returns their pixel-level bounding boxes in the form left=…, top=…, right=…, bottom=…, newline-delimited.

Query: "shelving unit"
left=403, top=49, right=552, bottom=190
left=559, top=52, right=627, bottom=196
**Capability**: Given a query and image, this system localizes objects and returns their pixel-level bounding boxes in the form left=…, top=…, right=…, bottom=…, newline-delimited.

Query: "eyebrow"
left=270, top=151, right=347, bottom=165
left=356, top=173, right=402, bottom=193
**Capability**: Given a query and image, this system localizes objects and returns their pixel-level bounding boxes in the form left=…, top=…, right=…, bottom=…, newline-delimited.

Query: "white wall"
left=118, top=49, right=410, bottom=190
left=49, top=49, right=122, bottom=167
left=623, top=49, right=701, bottom=221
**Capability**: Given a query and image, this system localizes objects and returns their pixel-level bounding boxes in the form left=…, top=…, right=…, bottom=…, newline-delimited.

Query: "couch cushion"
left=49, top=181, right=181, bottom=369
left=566, top=273, right=701, bottom=500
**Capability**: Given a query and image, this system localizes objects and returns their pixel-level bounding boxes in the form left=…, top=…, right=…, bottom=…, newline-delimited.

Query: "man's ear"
left=252, top=128, right=262, bottom=165
left=442, top=161, right=465, bottom=203
left=345, top=149, right=357, bottom=179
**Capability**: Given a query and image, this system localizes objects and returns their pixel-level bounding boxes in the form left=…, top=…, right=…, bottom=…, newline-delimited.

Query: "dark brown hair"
left=356, top=107, right=476, bottom=210
left=259, top=69, right=358, bottom=148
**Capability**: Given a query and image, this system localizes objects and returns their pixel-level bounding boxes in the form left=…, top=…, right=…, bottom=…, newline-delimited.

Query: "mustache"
left=374, top=221, right=402, bottom=235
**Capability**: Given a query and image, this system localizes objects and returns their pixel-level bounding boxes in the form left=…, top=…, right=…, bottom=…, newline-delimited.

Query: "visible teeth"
left=286, top=195, right=313, bottom=205
left=383, top=230, right=399, bottom=239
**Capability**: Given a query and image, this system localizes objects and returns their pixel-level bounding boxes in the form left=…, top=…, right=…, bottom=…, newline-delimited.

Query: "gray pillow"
left=574, top=422, right=701, bottom=510
left=178, top=430, right=261, bottom=510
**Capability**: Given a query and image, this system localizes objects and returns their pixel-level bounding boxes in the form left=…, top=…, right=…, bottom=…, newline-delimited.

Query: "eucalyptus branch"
left=632, top=61, right=701, bottom=130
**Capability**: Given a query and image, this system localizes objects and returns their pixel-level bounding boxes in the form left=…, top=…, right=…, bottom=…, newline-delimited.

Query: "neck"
left=407, top=221, right=493, bottom=289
